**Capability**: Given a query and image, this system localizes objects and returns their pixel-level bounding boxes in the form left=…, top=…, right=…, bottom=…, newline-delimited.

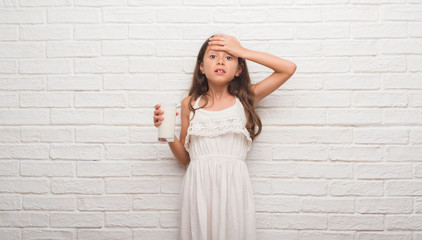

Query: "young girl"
left=153, top=34, right=296, bottom=240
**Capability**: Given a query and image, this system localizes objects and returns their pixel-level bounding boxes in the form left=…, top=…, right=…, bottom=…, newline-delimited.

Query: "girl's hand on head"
left=153, top=104, right=179, bottom=128
left=208, top=34, right=246, bottom=58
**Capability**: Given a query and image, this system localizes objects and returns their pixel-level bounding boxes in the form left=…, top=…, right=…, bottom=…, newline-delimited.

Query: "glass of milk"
left=157, top=102, right=177, bottom=142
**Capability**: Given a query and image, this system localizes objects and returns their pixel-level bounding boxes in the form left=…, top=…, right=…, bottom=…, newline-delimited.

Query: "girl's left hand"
left=208, top=34, right=246, bottom=58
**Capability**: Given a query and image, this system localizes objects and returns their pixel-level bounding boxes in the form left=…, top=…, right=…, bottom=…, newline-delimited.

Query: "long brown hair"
left=188, top=35, right=262, bottom=140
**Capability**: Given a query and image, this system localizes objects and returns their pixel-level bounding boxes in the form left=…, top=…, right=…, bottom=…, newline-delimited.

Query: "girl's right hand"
left=153, top=104, right=180, bottom=128
left=153, top=104, right=164, bottom=128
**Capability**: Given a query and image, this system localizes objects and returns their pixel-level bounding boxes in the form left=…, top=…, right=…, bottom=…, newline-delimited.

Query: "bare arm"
left=153, top=97, right=191, bottom=167
left=209, top=34, right=297, bottom=104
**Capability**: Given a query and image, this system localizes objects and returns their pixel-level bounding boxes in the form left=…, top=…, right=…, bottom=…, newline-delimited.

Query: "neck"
left=207, top=83, right=230, bottom=100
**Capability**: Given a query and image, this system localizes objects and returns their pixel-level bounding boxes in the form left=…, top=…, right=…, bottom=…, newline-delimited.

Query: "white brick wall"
left=0, top=0, right=421, bottom=239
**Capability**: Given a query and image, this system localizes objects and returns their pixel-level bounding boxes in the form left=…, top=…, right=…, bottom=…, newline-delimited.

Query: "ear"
left=199, top=62, right=205, bottom=74
left=235, top=63, right=243, bottom=77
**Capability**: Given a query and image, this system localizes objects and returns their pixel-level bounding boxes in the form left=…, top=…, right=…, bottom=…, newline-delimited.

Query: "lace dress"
left=177, top=95, right=257, bottom=240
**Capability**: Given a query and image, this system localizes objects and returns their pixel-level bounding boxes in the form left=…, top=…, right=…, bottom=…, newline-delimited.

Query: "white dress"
left=177, top=95, right=257, bottom=240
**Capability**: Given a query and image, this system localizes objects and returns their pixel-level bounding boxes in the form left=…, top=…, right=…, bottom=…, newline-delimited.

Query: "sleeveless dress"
left=177, top=95, right=257, bottom=240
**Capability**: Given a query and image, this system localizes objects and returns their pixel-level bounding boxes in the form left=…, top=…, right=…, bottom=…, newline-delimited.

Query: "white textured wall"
left=1, top=0, right=422, bottom=239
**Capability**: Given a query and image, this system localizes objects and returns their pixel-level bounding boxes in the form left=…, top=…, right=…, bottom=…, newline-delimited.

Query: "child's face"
left=200, top=46, right=242, bottom=85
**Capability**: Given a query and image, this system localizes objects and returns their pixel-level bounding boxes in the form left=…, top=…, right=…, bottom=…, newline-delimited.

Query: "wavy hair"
left=188, top=35, right=262, bottom=140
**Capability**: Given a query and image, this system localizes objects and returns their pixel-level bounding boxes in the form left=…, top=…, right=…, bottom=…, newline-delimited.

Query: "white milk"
left=158, top=103, right=176, bottom=142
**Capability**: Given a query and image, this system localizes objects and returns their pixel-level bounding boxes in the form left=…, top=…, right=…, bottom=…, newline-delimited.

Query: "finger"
left=208, top=40, right=225, bottom=46
left=154, top=109, right=164, bottom=115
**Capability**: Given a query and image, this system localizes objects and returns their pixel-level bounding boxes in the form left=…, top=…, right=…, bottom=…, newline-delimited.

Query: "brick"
left=47, top=75, right=101, bottom=90
left=47, top=8, right=100, bottom=23
left=23, top=229, right=73, bottom=240
left=269, top=7, right=321, bottom=22
left=0, top=60, right=17, bottom=73
left=133, top=194, right=179, bottom=210
left=352, top=23, right=407, bottom=38
left=270, top=214, right=326, bottom=229
left=0, top=128, right=19, bottom=143
left=20, top=92, right=72, bottom=107
left=20, top=24, right=71, bottom=40
left=356, top=197, right=412, bottom=214
left=160, top=177, right=183, bottom=194
left=0, top=109, right=49, bottom=125
left=0, top=9, right=44, bottom=23
left=50, top=212, right=104, bottom=227
left=300, top=231, right=354, bottom=240
left=51, top=178, right=104, bottom=194
left=254, top=196, right=299, bottom=213
left=383, top=73, right=422, bottom=89
left=356, top=232, right=412, bottom=240
left=257, top=108, right=325, bottom=125
left=47, top=41, right=100, bottom=57
left=157, top=8, right=211, bottom=23
left=21, top=127, right=73, bottom=143
left=0, top=195, right=22, bottom=210
left=103, top=74, right=158, bottom=90
left=77, top=161, right=130, bottom=177
left=386, top=180, right=422, bottom=196
left=246, top=162, right=295, bottom=178
left=105, top=178, right=160, bottom=193
left=74, top=24, right=127, bottom=40
left=301, top=198, right=354, bottom=213
left=0, top=229, right=20, bottom=240
left=387, top=146, right=422, bottom=161
left=354, top=127, right=408, bottom=144
left=129, top=57, right=184, bottom=73
left=50, top=144, right=103, bottom=160
left=20, top=161, right=74, bottom=177
left=273, top=145, right=327, bottom=161
left=50, top=109, right=102, bottom=125
left=382, top=5, right=422, bottom=21
left=78, top=195, right=131, bottom=211
left=273, top=180, right=327, bottom=196
left=328, top=145, right=382, bottom=161
left=328, top=215, right=383, bottom=230
left=386, top=215, right=422, bottom=230
left=324, top=40, right=378, bottom=56
left=356, top=163, right=412, bottom=179
left=75, top=92, right=126, bottom=107
left=103, top=40, right=154, bottom=56
left=132, top=161, right=186, bottom=176
left=75, top=58, right=127, bottom=74
left=330, top=180, right=383, bottom=196
left=0, top=42, right=44, bottom=58
left=0, top=212, right=48, bottom=227
left=352, top=57, right=406, bottom=73
left=324, top=6, right=378, bottom=21
left=78, top=229, right=131, bottom=240
left=0, top=25, right=18, bottom=41
left=106, top=212, right=159, bottom=227
left=0, top=161, right=18, bottom=176
left=23, top=196, right=75, bottom=211
left=12, top=144, right=49, bottom=159
left=133, top=229, right=176, bottom=240
left=296, top=92, right=350, bottom=107
left=19, top=59, right=71, bottom=74
left=327, top=108, right=381, bottom=125
left=297, top=163, right=353, bottom=179
left=103, top=7, right=155, bottom=23
left=129, top=24, right=181, bottom=39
